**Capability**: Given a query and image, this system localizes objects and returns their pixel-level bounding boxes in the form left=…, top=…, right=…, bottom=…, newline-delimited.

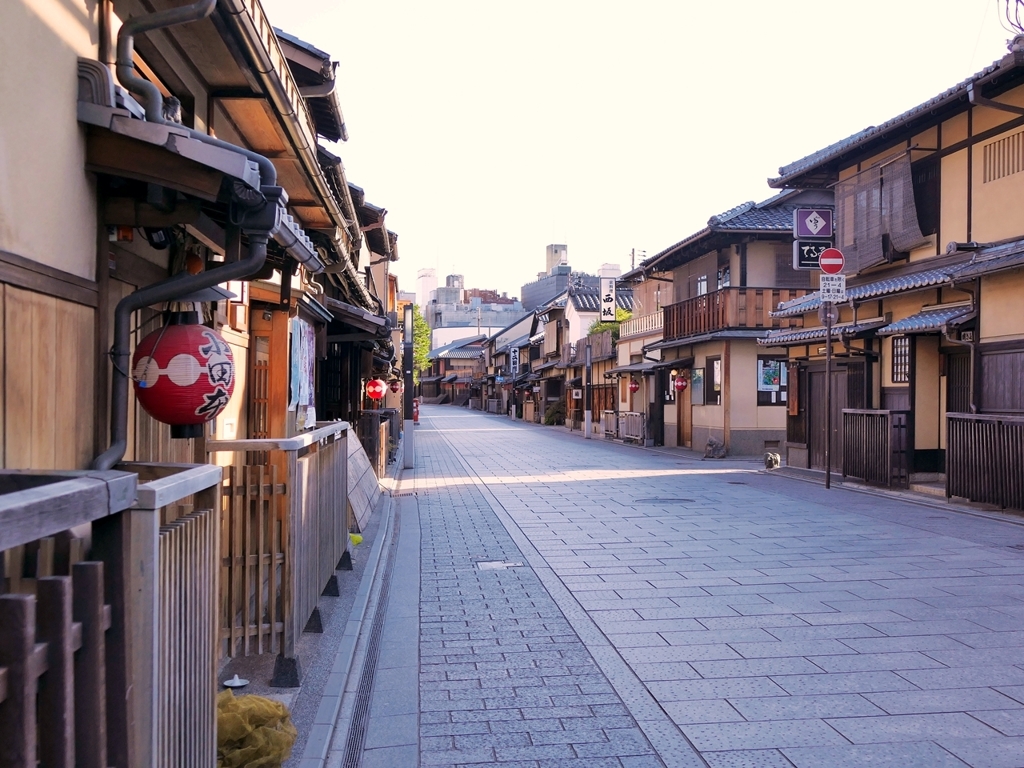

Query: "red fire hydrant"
left=413, top=397, right=420, bottom=425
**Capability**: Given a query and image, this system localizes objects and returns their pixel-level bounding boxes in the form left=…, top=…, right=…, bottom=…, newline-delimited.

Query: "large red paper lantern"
left=132, top=318, right=235, bottom=437
left=674, top=376, right=688, bottom=391
left=628, top=379, right=640, bottom=393
left=366, top=378, right=387, bottom=400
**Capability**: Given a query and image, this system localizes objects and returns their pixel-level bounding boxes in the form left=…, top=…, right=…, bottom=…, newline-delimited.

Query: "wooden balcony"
left=619, top=311, right=663, bottom=340
left=662, top=287, right=809, bottom=341
left=948, top=413, right=1024, bottom=511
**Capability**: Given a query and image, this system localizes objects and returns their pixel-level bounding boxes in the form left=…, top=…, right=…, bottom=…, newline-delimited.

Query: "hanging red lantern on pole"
left=389, top=379, right=402, bottom=394
left=628, top=378, right=640, bottom=393
left=366, top=378, right=387, bottom=400
left=131, top=313, right=235, bottom=439
left=674, top=376, right=688, bottom=391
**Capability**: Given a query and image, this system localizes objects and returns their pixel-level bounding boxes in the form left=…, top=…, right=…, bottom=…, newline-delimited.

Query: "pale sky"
left=261, top=0, right=1014, bottom=299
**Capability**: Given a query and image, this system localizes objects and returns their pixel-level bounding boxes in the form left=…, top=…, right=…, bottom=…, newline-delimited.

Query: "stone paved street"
left=336, top=405, right=1024, bottom=768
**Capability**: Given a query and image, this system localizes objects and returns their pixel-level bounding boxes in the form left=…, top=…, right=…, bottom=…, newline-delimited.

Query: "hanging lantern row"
left=366, top=378, right=387, bottom=400
left=628, top=378, right=640, bottom=393
left=132, top=313, right=235, bottom=438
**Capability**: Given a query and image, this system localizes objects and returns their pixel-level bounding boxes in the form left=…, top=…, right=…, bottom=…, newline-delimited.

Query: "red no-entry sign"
left=819, top=248, right=845, bottom=275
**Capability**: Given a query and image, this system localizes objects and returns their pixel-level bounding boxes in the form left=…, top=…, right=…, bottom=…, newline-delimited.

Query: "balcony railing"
left=207, top=421, right=349, bottom=684
left=948, top=413, right=1024, bottom=510
left=663, top=287, right=809, bottom=341
left=841, top=410, right=910, bottom=488
left=619, top=311, right=664, bottom=340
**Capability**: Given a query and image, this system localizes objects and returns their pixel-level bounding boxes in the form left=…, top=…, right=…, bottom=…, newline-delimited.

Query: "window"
left=706, top=356, right=722, bottom=405
left=717, top=267, right=731, bottom=289
left=756, top=356, right=789, bottom=406
left=696, top=275, right=708, bottom=296
left=892, top=336, right=910, bottom=383
left=834, top=153, right=929, bottom=274
left=912, top=156, right=939, bottom=236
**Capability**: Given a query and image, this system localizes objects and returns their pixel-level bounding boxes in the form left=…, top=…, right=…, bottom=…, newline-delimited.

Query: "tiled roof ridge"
left=770, top=53, right=1015, bottom=186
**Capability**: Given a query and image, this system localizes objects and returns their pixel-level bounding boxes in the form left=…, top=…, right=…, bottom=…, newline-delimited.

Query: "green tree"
left=411, top=304, right=431, bottom=383
left=587, top=307, right=632, bottom=340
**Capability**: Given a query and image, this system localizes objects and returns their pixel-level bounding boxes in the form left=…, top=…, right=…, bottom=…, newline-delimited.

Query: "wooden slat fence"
left=156, top=509, right=217, bottom=768
left=947, top=413, right=1024, bottom=510
left=842, top=410, right=910, bottom=488
left=208, top=422, right=350, bottom=676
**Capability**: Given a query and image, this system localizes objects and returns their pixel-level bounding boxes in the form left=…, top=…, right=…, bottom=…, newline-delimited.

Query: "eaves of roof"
left=770, top=50, right=1024, bottom=189
left=876, top=305, right=975, bottom=336
left=773, top=237, right=1024, bottom=317
left=759, top=319, right=888, bottom=346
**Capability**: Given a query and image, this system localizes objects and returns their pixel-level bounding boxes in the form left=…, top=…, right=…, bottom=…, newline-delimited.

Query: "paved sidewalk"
left=330, top=405, right=1024, bottom=767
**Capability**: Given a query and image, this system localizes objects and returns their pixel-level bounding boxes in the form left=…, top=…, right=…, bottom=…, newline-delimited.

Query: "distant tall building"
left=435, top=274, right=465, bottom=305
left=416, top=268, right=437, bottom=310
left=545, top=244, right=568, bottom=273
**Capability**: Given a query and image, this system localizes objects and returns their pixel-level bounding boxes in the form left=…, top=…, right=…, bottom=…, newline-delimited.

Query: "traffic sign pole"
left=824, top=301, right=833, bottom=490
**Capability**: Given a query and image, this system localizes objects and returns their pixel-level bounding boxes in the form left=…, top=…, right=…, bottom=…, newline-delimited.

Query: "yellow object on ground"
left=217, top=690, right=297, bottom=768
left=349, top=532, right=363, bottom=546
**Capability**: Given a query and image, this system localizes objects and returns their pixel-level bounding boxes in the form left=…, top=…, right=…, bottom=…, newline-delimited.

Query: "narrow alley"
left=328, top=405, right=1024, bottom=768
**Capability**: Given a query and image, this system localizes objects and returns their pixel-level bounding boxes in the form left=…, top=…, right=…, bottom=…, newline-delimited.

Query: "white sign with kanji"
left=819, top=274, right=847, bottom=304
left=600, top=278, right=616, bottom=321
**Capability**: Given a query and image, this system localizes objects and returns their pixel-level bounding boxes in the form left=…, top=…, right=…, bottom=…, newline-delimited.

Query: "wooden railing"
left=663, top=287, right=809, bottom=341
left=620, top=411, right=646, bottom=443
left=0, top=462, right=222, bottom=768
left=619, top=311, right=663, bottom=340
left=602, top=410, right=618, bottom=438
left=947, top=413, right=1024, bottom=510
left=207, top=422, right=349, bottom=683
left=841, top=410, right=910, bottom=488
left=561, top=331, right=614, bottom=366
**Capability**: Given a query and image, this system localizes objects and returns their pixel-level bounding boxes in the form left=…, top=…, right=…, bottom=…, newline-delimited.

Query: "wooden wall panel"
left=2, top=286, right=96, bottom=470
left=5, top=286, right=36, bottom=468
left=30, top=291, right=57, bottom=469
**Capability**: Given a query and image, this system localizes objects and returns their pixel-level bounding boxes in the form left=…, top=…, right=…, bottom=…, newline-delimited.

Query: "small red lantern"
left=366, top=378, right=387, bottom=400
left=674, top=376, right=688, bottom=391
left=132, top=316, right=235, bottom=438
left=628, top=378, right=640, bottom=394
left=389, top=380, right=402, bottom=393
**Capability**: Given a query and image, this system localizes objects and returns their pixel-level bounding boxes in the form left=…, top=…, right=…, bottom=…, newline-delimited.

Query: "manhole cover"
left=634, top=498, right=695, bottom=504
left=476, top=561, right=523, bottom=570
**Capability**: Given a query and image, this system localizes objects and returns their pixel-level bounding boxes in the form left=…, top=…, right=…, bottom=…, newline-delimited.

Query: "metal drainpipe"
left=96, top=0, right=287, bottom=469
left=115, top=0, right=278, bottom=186
left=92, top=230, right=273, bottom=470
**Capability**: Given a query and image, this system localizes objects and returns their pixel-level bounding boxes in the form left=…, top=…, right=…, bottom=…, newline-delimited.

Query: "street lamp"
left=403, top=304, right=415, bottom=468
